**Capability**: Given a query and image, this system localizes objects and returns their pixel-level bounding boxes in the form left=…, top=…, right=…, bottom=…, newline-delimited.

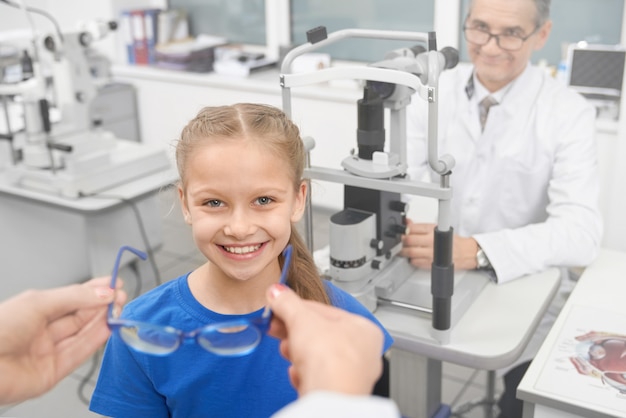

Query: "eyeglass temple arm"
left=107, top=245, right=148, bottom=318
left=279, top=245, right=293, bottom=286
left=109, top=245, right=148, bottom=289
left=261, top=245, right=293, bottom=320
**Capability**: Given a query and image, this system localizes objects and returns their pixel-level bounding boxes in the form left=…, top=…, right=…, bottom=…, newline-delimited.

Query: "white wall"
left=434, top=0, right=461, bottom=50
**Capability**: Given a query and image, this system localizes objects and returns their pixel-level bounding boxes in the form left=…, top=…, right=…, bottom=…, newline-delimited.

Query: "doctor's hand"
left=266, top=284, right=383, bottom=397
left=0, top=277, right=127, bottom=405
left=400, top=220, right=479, bottom=270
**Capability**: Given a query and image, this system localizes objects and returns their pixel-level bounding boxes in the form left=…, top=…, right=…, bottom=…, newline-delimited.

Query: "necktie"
left=479, top=96, right=498, bottom=131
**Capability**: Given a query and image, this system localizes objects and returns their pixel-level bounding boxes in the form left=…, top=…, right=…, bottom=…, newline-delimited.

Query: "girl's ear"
left=178, top=185, right=192, bottom=224
left=290, top=181, right=308, bottom=223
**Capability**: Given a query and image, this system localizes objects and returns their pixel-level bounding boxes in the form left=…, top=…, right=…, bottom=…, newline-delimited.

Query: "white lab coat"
left=406, top=62, right=603, bottom=369
left=272, top=392, right=400, bottom=418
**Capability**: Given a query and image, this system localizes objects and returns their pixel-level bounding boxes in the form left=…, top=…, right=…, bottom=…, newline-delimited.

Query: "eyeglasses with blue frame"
left=107, top=244, right=293, bottom=357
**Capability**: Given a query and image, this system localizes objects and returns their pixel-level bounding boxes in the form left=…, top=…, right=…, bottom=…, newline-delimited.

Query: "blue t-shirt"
left=90, top=274, right=393, bottom=418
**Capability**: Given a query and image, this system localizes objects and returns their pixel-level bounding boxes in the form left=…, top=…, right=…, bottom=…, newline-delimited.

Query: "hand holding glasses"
left=107, top=244, right=293, bottom=357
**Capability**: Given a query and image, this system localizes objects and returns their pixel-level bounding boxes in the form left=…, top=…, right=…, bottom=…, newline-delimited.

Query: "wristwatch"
left=476, top=246, right=492, bottom=269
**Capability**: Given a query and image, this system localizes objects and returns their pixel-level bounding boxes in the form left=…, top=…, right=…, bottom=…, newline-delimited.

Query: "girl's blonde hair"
left=176, top=103, right=330, bottom=305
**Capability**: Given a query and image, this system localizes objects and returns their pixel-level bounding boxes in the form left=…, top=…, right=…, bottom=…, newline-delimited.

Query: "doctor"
left=402, top=0, right=602, bottom=416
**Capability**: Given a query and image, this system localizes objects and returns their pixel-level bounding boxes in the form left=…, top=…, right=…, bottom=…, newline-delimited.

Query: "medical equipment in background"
left=565, top=42, right=626, bottom=121
left=281, top=27, right=489, bottom=343
left=0, top=10, right=171, bottom=198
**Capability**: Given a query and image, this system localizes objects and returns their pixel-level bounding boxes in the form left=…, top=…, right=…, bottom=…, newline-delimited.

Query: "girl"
left=90, top=103, right=393, bottom=418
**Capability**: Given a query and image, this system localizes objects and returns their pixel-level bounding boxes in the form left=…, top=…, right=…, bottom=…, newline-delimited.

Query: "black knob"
left=43, top=35, right=56, bottom=53
left=79, top=31, right=92, bottom=47
left=389, top=200, right=407, bottom=212
left=389, top=224, right=406, bottom=235
left=370, top=239, right=383, bottom=250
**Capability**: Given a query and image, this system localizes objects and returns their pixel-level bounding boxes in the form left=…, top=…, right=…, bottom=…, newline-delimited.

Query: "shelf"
left=111, top=64, right=363, bottom=104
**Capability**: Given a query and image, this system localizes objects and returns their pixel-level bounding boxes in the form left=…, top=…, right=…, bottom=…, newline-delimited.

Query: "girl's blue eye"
left=256, top=196, right=272, bottom=205
left=206, top=199, right=222, bottom=207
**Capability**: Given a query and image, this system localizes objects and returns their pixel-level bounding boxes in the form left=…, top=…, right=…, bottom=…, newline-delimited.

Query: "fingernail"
left=269, top=283, right=287, bottom=299
left=95, top=287, right=114, bottom=299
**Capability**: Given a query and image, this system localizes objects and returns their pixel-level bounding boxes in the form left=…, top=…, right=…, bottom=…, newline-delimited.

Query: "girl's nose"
left=223, top=209, right=255, bottom=238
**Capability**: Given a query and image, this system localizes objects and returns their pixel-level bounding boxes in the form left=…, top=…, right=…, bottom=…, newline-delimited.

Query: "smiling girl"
left=90, top=103, right=393, bottom=418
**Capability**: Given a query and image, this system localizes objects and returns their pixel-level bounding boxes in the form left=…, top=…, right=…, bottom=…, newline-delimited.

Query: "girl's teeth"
left=225, top=245, right=260, bottom=254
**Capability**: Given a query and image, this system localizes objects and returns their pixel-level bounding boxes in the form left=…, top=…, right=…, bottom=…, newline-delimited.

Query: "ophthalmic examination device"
left=280, top=26, right=489, bottom=343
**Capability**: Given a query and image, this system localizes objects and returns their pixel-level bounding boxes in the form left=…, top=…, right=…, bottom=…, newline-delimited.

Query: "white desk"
left=375, top=268, right=561, bottom=418
left=518, top=249, right=626, bottom=418
left=0, top=167, right=177, bottom=300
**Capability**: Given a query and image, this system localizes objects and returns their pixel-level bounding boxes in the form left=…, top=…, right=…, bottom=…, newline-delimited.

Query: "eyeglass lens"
left=117, top=322, right=182, bottom=355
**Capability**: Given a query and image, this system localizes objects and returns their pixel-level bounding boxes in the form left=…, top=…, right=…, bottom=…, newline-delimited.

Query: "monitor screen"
left=567, top=45, right=626, bottom=97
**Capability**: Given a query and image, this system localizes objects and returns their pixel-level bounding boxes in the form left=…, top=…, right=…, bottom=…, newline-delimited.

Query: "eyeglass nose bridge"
left=482, top=32, right=502, bottom=48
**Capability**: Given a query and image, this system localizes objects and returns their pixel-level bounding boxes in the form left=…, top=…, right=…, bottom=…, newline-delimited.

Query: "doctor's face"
left=465, top=0, right=551, bottom=92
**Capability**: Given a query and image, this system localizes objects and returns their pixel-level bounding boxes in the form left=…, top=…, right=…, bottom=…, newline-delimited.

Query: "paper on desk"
left=535, top=304, right=626, bottom=414
left=212, top=46, right=276, bottom=78
left=155, top=34, right=227, bottom=56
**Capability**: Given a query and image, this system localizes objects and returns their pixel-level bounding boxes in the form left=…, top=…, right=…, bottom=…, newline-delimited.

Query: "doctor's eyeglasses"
left=463, top=26, right=539, bottom=51
left=107, top=244, right=293, bottom=357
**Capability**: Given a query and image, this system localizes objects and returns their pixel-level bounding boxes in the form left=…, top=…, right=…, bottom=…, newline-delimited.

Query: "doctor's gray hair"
left=534, top=0, right=551, bottom=26
left=467, top=0, right=551, bottom=27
